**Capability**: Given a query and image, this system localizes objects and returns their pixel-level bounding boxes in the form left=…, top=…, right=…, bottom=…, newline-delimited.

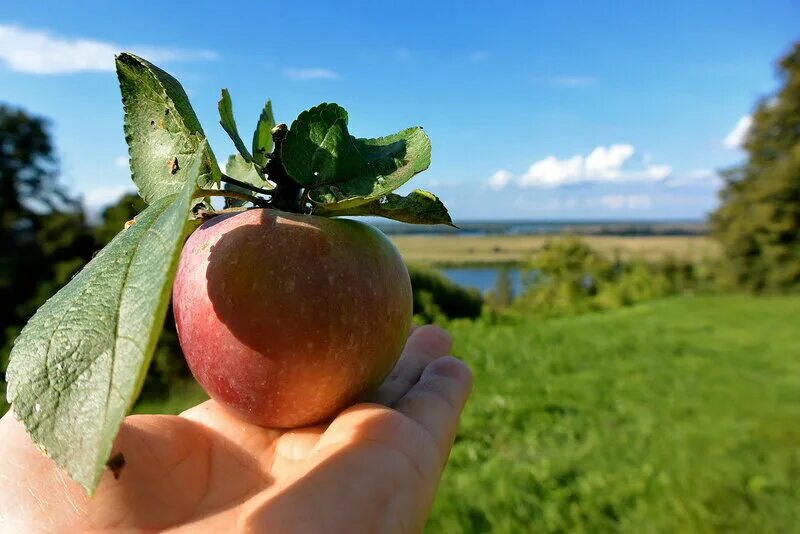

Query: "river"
left=440, top=267, right=525, bottom=295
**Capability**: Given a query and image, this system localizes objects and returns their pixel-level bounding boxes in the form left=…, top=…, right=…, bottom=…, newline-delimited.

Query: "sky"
left=1, top=1, right=798, bottom=221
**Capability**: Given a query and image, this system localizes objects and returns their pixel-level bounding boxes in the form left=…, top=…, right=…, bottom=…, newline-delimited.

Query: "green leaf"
left=218, top=89, right=253, bottom=163
left=315, top=189, right=455, bottom=226
left=6, top=142, right=207, bottom=493
left=224, top=154, right=271, bottom=208
left=282, top=103, right=431, bottom=209
left=308, top=127, right=431, bottom=209
left=282, top=103, right=363, bottom=187
left=252, top=100, right=275, bottom=167
left=116, top=53, right=218, bottom=204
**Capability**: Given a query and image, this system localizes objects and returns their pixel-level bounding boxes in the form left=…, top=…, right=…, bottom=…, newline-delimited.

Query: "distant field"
left=391, top=234, right=720, bottom=266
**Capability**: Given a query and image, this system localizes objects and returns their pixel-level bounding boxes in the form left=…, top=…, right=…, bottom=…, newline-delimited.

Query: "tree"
left=0, top=105, right=95, bottom=345
left=0, top=105, right=96, bottom=413
left=712, top=42, right=800, bottom=291
left=94, top=193, right=146, bottom=245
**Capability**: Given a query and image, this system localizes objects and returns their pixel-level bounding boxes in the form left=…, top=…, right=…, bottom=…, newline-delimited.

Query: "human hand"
left=0, top=325, right=471, bottom=533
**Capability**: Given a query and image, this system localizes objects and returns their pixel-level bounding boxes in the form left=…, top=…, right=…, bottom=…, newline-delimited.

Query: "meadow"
left=390, top=234, right=719, bottom=266
left=431, top=294, right=800, bottom=532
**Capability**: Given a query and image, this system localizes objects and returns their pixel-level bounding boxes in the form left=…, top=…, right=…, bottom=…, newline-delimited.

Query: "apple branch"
left=219, top=173, right=274, bottom=196
left=196, top=189, right=270, bottom=208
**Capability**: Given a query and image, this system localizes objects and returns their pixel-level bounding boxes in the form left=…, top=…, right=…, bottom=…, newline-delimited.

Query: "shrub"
left=407, top=264, right=483, bottom=323
left=515, top=238, right=712, bottom=317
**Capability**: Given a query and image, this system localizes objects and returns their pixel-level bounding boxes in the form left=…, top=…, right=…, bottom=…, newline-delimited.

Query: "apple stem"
left=265, top=124, right=304, bottom=213
left=219, top=173, right=274, bottom=196
left=196, top=189, right=270, bottom=208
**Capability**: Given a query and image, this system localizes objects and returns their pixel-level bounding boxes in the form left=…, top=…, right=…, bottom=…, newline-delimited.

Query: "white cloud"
left=520, top=155, right=584, bottom=187
left=518, top=144, right=670, bottom=187
left=282, top=67, right=340, bottom=80
left=584, top=145, right=635, bottom=179
left=550, top=76, right=597, bottom=87
left=723, top=115, right=752, bottom=149
left=487, top=169, right=513, bottom=190
left=0, top=24, right=218, bottom=75
left=468, top=50, right=489, bottom=62
left=114, top=156, right=129, bottom=169
left=600, top=194, right=652, bottom=210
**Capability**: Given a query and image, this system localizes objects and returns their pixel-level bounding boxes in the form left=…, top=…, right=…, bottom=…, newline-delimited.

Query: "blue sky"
left=1, top=1, right=798, bottom=221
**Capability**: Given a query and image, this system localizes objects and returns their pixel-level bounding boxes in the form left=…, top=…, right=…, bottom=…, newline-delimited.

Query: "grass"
left=430, top=294, right=800, bottom=532
left=390, top=234, right=719, bottom=266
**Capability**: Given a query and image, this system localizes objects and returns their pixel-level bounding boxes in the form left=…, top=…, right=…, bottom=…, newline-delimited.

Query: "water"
left=376, top=219, right=707, bottom=237
left=441, top=267, right=525, bottom=295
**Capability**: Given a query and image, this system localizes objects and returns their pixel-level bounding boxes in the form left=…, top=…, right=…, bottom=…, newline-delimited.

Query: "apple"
left=172, top=208, right=413, bottom=428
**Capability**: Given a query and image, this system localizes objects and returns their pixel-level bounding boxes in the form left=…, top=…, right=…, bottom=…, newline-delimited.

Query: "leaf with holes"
left=5, top=142, right=206, bottom=493
left=116, top=53, right=219, bottom=204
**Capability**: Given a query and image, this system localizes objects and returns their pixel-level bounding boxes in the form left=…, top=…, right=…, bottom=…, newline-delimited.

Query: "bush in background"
left=514, top=237, right=714, bottom=317
left=407, top=264, right=483, bottom=323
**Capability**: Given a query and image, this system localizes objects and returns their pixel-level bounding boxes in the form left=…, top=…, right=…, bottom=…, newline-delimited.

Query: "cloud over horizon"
left=488, top=144, right=671, bottom=189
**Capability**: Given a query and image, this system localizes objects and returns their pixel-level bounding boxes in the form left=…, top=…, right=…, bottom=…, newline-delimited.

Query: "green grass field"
left=431, top=294, right=800, bottom=532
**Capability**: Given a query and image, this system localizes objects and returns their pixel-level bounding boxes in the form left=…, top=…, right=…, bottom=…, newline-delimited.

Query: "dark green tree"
left=712, top=42, right=800, bottom=291
left=94, top=192, right=147, bottom=244
left=0, top=105, right=96, bottom=413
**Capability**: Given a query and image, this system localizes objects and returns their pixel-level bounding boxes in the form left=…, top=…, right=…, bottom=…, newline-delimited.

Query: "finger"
left=394, top=356, right=472, bottom=462
left=370, top=324, right=452, bottom=407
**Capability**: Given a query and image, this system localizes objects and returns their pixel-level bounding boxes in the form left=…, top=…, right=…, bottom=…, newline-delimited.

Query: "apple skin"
left=172, top=209, right=412, bottom=428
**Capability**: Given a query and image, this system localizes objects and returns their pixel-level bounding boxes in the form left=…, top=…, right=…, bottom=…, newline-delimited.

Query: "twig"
left=219, top=173, right=274, bottom=196
left=195, top=189, right=269, bottom=208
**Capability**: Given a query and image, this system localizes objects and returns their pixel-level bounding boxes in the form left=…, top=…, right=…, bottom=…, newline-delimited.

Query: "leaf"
left=218, top=89, right=253, bottom=163
left=116, top=53, right=219, bottom=204
left=224, top=154, right=271, bottom=208
left=281, top=103, right=363, bottom=187
left=308, top=127, right=431, bottom=209
left=282, top=103, right=431, bottom=209
left=6, top=142, right=207, bottom=493
left=252, top=100, right=275, bottom=167
left=315, top=189, right=455, bottom=226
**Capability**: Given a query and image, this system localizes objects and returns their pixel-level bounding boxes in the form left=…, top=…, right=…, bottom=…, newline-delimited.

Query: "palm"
left=0, top=326, right=471, bottom=533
